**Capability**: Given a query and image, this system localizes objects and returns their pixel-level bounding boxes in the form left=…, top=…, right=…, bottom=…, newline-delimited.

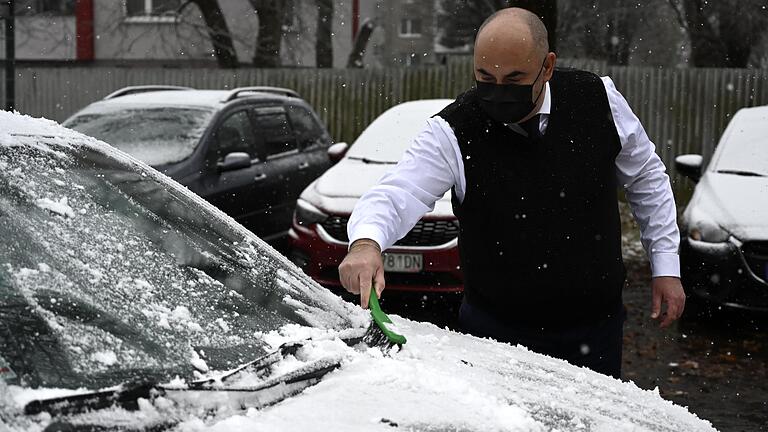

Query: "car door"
left=250, top=105, right=304, bottom=240
left=286, top=103, right=333, bottom=187
left=192, top=108, right=281, bottom=237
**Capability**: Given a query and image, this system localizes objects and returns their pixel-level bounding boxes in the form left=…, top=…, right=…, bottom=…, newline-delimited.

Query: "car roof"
left=79, top=88, right=301, bottom=112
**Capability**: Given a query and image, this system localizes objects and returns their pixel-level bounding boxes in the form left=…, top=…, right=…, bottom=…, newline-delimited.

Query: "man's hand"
left=651, top=276, right=686, bottom=328
left=338, top=239, right=385, bottom=308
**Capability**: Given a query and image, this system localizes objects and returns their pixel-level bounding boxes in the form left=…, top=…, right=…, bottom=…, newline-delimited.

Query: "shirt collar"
left=538, top=81, right=551, bottom=116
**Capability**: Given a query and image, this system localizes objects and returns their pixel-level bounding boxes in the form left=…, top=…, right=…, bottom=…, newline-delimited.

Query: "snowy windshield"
left=346, top=100, right=451, bottom=162
left=64, top=106, right=214, bottom=166
left=0, top=134, right=354, bottom=389
left=712, top=109, right=768, bottom=177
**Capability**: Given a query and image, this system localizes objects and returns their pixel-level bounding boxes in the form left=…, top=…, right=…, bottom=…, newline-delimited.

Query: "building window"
left=15, top=0, right=75, bottom=15
left=125, top=0, right=181, bottom=21
left=399, top=18, right=422, bottom=37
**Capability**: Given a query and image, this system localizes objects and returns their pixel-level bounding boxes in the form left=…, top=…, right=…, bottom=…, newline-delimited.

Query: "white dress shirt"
left=348, top=77, right=681, bottom=278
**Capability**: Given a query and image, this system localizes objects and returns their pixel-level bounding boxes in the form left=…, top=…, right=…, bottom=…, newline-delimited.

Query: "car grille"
left=319, top=216, right=459, bottom=247
left=741, top=241, right=768, bottom=282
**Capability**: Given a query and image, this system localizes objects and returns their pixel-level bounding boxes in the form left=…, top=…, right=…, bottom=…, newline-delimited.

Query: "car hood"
left=4, top=318, right=716, bottom=432
left=685, top=172, right=768, bottom=240
left=304, top=158, right=455, bottom=217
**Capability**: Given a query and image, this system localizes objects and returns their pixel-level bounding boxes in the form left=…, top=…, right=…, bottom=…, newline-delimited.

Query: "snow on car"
left=0, top=111, right=716, bottom=431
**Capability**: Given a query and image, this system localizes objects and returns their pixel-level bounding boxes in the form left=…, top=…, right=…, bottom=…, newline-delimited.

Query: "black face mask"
left=475, top=57, right=547, bottom=124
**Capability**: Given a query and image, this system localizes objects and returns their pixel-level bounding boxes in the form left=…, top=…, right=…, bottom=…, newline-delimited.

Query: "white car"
left=0, top=111, right=715, bottom=431
left=675, top=105, right=768, bottom=313
left=289, top=100, right=464, bottom=295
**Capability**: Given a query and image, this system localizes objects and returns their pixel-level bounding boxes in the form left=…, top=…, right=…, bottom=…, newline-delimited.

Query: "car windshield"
left=712, top=110, right=768, bottom=177
left=346, top=100, right=451, bottom=163
left=0, top=132, right=355, bottom=390
left=63, top=105, right=215, bottom=166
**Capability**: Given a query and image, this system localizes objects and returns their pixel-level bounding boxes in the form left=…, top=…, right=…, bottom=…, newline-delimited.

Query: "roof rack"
left=103, top=85, right=194, bottom=100
left=223, top=86, right=300, bottom=102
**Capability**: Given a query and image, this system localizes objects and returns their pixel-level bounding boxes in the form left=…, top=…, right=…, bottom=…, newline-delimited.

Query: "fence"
left=2, top=59, right=767, bottom=177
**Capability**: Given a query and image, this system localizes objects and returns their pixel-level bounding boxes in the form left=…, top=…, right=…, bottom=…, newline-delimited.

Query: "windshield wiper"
left=716, top=169, right=766, bottom=177
left=23, top=338, right=354, bottom=419
left=24, top=378, right=160, bottom=417
left=347, top=156, right=397, bottom=165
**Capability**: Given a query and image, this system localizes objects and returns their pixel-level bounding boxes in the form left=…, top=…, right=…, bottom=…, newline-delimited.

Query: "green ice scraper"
left=368, top=286, right=407, bottom=346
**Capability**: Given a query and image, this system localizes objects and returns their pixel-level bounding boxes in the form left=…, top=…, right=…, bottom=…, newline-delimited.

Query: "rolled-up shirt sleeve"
left=603, top=76, right=681, bottom=278
left=347, top=117, right=461, bottom=251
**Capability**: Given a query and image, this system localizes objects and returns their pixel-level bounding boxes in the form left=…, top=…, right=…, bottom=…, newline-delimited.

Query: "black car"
left=64, top=85, right=348, bottom=246
left=675, top=105, right=768, bottom=313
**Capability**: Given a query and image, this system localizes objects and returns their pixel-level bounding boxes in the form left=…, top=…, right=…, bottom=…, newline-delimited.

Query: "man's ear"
left=544, top=52, right=557, bottom=81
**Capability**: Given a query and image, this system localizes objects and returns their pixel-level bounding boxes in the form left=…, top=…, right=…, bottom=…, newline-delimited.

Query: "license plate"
left=383, top=253, right=423, bottom=273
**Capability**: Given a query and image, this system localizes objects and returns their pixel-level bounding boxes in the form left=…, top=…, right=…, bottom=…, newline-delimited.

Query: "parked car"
left=289, top=99, right=463, bottom=294
left=675, top=105, right=768, bottom=313
left=63, top=85, right=338, bottom=246
left=0, top=112, right=716, bottom=431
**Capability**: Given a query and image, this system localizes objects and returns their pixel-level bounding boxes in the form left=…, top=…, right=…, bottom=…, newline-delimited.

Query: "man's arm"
left=602, top=76, right=686, bottom=327
left=340, top=117, right=462, bottom=306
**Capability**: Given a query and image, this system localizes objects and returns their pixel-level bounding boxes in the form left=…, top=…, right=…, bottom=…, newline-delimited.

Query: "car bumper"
left=681, top=236, right=768, bottom=311
left=288, top=221, right=463, bottom=293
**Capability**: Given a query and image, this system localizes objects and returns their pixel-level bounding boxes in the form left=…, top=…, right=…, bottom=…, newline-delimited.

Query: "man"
left=339, top=8, right=685, bottom=379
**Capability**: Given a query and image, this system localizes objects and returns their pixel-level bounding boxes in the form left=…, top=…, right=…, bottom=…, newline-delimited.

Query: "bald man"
left=339, top=8, right=685, bottom=378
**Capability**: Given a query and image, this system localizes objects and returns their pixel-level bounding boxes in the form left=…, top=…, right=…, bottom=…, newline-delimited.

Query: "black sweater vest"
left=438, top=68, right=626, bottom=326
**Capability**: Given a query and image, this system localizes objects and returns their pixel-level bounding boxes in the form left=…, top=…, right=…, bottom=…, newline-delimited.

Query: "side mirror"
left=327, top=142, right=349, bottom=163
left=675, top=154, right=703, bottom=182
left=218, top=152, right=252, bottom=172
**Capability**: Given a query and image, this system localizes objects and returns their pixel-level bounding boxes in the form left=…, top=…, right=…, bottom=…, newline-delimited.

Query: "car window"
left=711, top=110, right=768, bottom=177
left=253, top=107, right=297, bottom=157
left=346, top=100, right=452, bottom=163
left=63, top=106, right=215, bottom=166
left=213, top=109, right=260, bottom=159
left=287, top=105, right=324, bottom=145
left=0, top=134, right=355, bottom=389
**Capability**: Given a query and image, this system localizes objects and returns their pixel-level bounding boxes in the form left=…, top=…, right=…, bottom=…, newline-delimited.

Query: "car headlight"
left=689, top=219, right=729, bottom=243
left=295, top=199, right=328, bottom=227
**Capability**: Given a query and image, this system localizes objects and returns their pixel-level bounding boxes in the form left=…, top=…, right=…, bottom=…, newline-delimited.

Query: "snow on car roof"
left=346, top=99, right=453, bottom=162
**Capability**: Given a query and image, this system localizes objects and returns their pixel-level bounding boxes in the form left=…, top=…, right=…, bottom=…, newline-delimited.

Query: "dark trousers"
left=458, top=300, right=626, bottom=379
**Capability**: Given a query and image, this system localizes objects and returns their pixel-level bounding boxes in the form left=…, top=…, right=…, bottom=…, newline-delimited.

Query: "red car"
left=289, top=99, right=462, bottom=294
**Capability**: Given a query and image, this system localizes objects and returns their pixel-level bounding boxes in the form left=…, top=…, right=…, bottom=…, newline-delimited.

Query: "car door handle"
left=254, top=173, right=267, bottom=182
left=298, top=162, right=309, bottom=170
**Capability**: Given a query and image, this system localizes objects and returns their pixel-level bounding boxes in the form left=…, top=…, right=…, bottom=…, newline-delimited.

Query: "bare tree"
left=347, top=18, right=376, bottom=68
left=437, top=0, right=557, bottom=52
left=558, top=0, right=646, bottom=65
left=181, top=0, right=238, bottom=68
left=667, top=0, right=768, bottom=67
left=249, top=0, right=285, bottom=67
left=315, top=0, right=333, bottom=68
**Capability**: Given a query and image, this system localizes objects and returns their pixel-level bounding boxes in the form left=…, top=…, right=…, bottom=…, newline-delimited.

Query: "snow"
left=170, top=320, right=716, bottom=432
left=91, top=351, right=118, bottom=366
left=35, top=197, right=76, bottom=218
left=305, top=159, right=455, bottom=217
left=64, top=105, right=214, bottom=166
left=346, top=99, right=453, bottom=162
left=710, top=106, right=768, bottom=177
left=683, top=173, right=768, bottom=240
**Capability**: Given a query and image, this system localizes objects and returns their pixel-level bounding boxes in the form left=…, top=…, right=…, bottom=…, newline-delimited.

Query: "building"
left=0, top=0, right=464, bottom=68
left=0, top=0, right=373, bottom=68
